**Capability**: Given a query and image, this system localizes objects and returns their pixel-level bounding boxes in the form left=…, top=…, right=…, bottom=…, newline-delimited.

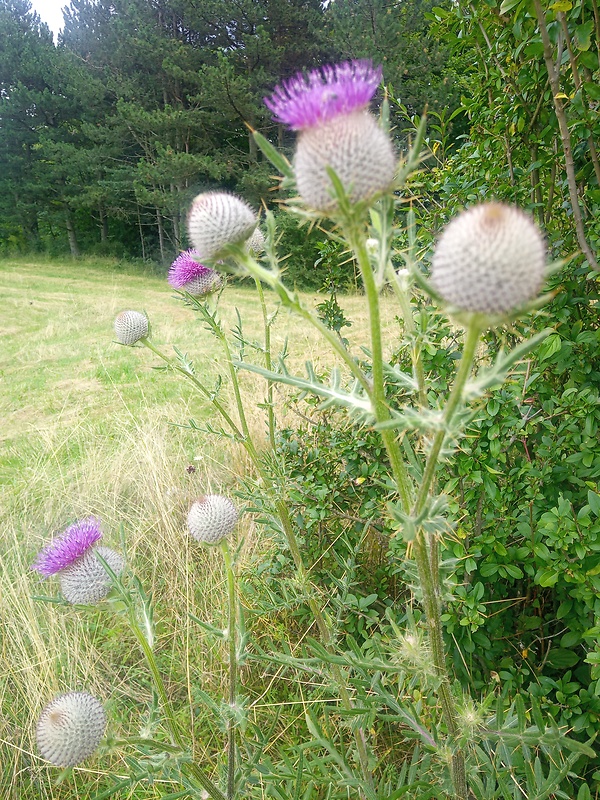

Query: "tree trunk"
left=137, top=205, right=146, bottom=261
left=99, top=205, right=108, bottom=244
left=156, top=207, right=166, bottom=262
left=64, top=208, right=80, bottom=257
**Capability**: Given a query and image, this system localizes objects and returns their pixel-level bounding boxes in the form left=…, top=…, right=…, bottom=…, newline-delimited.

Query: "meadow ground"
left=0, top=257, right=403, bottom=799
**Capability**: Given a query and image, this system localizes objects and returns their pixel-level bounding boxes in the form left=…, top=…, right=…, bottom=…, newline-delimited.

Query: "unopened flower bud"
left=246, top=227, right=266, bottom=255
left=431, top=203, right=546, bottom=314
left=187, top=193, right=257, bottom=261
left=114, top=311, right=148, bottom=345
left=36, top=692, right=106, bottom=767
left=187, top=495, right=238, bottom=545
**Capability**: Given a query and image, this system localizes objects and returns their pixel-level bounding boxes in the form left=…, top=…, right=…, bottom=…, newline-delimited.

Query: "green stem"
left=385, top=262, right=428, bottom=408
left=414, top=318, right=483, bottom=516
left=140, top=338, right=244, bottom=442
left=221, top=541, right=238, bottom=800
left=128, top=612, right=227, bottom=800
left=349, top=231, right=413, bottom=513
left=255, top=277, right=277, bottom=451
left=275, top=501, right=375, bottom=799
left=410, top=318, right=482, bottom=800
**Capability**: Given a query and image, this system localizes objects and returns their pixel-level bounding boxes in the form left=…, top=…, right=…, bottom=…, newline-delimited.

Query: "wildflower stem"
left=414, top=317, right=483, bottom=516
left=140, top=339, right=245, bottom=442
left=221, top=541, right=238, bottom=800
left=255, top=277, right=277, bottom=451
left=274, top=500, right=375, bottom=799
left=384, top=261, right=428, bottom=408
left=348, top=229, right=413, bottom=512
left=127, top=608, right=227, bottom=800
left=409, top=317, right=482, bottom=800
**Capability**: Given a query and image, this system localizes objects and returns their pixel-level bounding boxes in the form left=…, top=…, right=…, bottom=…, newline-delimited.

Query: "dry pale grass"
left=0, top=258, right=402, bottom=798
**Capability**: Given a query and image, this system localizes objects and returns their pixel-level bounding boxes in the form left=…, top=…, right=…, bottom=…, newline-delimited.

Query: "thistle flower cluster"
left=265, top=60, right=396, bottom=213
left=32, top=518, right=124, bottom=604
left=36, top=692, right=106, bottom=767
left=431, top=202, right=546, bottom=315
left=169, top=249, right=223, bottom=295
left=187, top=495, right=238, bottom=545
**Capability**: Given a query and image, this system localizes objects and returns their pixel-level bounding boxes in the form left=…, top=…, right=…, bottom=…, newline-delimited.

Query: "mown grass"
left=0, top=257, right=402, bottom=799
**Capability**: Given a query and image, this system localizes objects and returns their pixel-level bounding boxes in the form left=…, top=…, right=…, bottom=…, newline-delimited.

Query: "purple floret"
left=169, top=249, right=215, bottom=289
left=264, top=60, right=382, bottom=131
left=32, top=518, right=102, bottom=577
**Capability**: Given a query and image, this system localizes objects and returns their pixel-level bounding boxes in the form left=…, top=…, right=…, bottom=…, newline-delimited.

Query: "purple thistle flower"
left=169, top=249, right=215, bottom=289
left=264, top=60, right=382, bottom=130
left=32, top=518, right=102, bottom=577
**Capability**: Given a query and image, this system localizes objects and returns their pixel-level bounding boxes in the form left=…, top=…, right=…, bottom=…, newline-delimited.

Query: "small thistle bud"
left=431, top=203, right=546, bottom=314
left=265, top=61, right=395, bottom=213
left=246, top=227, right=266, bottom=255
left=169, top=249, right=223, bottom=295
left=36, top=692, right=107, bottom=767
left=187, top=193, right=257, bottom=261
left=114, top=310, right=148, bottom=345
left=59, top=546, right=125, bottom=604
left=187, top=495, right=238, bottom=545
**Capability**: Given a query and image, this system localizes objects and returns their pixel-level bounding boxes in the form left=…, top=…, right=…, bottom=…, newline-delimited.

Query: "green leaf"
left=537, top=569, right=559, bottom=587
left=253, top=130, right=294, bottom=179
left=537, top=333, right=562, bottom=363
left=575, top=21, right=594, bottom=51
left=588, top=490, right=600, bottom=517
left=499, top=0, right=522, bottom=12
left=546, top=647, right=580, bottom=668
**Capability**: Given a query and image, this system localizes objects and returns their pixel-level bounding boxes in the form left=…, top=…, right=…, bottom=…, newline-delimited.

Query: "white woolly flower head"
left=187, top=192, right=257, bottom=261
left=246, top=226, right=266, bottom=255
left=187, top=495, right=238, bottom=545
left=294, top=110, right=395, bottom=213
left=114, top=310, right=148, bottom=345
left=59, top=546, right=125, bottom=605
left=431, top=202, right=546, bottom=315
left=36, top=692, right=106, bottom=767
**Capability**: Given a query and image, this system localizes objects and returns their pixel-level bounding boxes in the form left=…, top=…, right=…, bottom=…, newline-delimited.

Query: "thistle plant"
left=30, top=56, right=596, bottom=800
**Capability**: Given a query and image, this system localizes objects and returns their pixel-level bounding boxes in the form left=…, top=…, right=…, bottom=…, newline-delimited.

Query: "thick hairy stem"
left=275, top=500, right=375, bottom=798
left=534, top=0, right=599, bottom=271
left=255, top=278, right=276, bottom=451
left=129, top=615, right=227, bottom=800
left=350, top=232, right=413, bottom=512
left=221, top=542, right=238, bottom=800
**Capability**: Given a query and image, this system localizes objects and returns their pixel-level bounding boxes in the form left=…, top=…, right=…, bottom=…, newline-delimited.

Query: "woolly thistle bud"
left=246, top=226, right=266, bottom=255
left=114, top=310, right=148, bottom=345
left=187, top=193, right=257, bottom=262
left=36, top=692, right=107, bottom=767
left=294, top=111, right=395, bottom=212
left=265, top=61, right=395, bottom=213
left=58, top=546, right=125, bottom=605
left=187, top=495, right=238, bottom=545
left=431, top=203, right=546, bottom=315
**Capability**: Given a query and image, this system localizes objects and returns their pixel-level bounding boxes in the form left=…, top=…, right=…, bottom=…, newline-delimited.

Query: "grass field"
left=0, top=257, right=403, bottom=799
